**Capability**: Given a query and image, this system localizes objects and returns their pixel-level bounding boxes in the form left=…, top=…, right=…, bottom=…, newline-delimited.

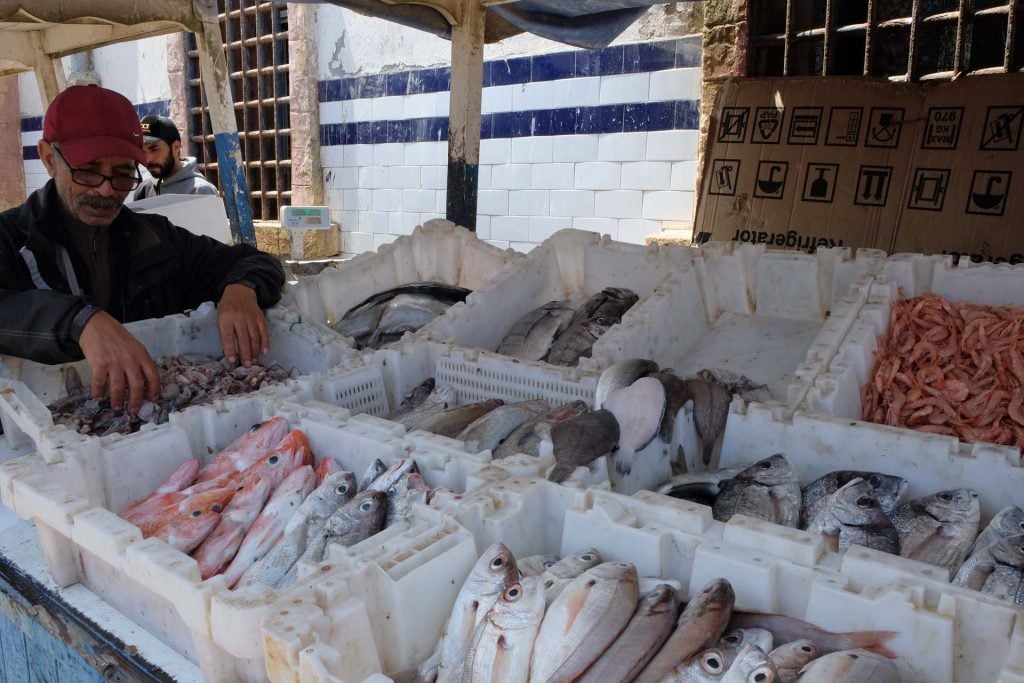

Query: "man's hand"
left=78, top=311, right=161, bottom=413
left=217, top=283, right=269, bottom=367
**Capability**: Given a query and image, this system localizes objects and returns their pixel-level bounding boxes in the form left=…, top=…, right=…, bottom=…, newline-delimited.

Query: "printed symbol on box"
left=751, top=107, right=784, bottom=144
left=754, top=161, right=789, bottom=199
left=801, top=163, right=839, bottom=203
left=907, top=168, right=950, bottom=211
left=709, top=158, right=740, bottom=196
left=966, top=170, right=1012, bottom=216
left=825, top=107, right=863, bottom=146
left=788, top=107, right=823, bottom=145
left=717, top=108, right=750, bottom=143
left=923, top=107, right=964, bottom=150
left=866, top=107, right=904, bottom=148
left=854, top=165, right=893, bottom=207
left=980, top=106, right=1024, bottom=151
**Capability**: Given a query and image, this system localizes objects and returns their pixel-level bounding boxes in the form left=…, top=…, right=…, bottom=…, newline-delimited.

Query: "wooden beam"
left=28, top=32, right=60, bottom=106
left=445, top=0, right=485, bottom=231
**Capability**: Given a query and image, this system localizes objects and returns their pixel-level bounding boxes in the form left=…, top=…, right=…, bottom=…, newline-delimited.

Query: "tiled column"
left=289, top=3, right=324, bottom=207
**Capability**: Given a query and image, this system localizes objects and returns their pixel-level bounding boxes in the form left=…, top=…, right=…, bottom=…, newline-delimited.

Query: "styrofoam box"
left=261, top=476, right=1024, bottom=683
left=0, top=392, right=509, bottom=683
left=280, top=219, right=523, bottom=340
left=0, top=301, right=353, bottom=459
left=803, top=253, right=1024, bottom=460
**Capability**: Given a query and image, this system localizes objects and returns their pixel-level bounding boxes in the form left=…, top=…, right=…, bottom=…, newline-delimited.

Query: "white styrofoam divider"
left=262, top=477, right=1024, bottom=683
left=802, top=253, right=1024, bottom=456
left=0, top=301, right=353, bottom=458
left=280, top=219, right=522, bottom=336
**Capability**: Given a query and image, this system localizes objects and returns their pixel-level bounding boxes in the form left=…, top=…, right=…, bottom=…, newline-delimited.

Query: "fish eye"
left=360, top=501, right=373, bottom=511
left=758, top=460, right=772, bottom=469
left=211, top=504, right=223, bottom=513
left=336, top=484, right=350, bottom=495
left=504, top=583, right=522, bottom=601
left=700, top=652, right=723, bottom=673
left=750, top=669, right=772, bottom=683
left=1017, top=522, right=1024, bottom=531
left=490, top=556, right=506, bottom=570
left=856, top=496, right=874, bottom=508
left=580, top=554, right=595, bottom=562
left=615, top=562, right=630, bottom=569
left=1017, top=545, right=1024, bottom=554
left=939, top=492, right=952, bottom=501
left=544, top=580, right=554, bottom=589
left=868, top=475, right=881, bottom=487
left=722, top=633, right=741, bottom=644
left=800, top=644, right=814, bottom=653
left=191, top=510, right=202, bottom=517
left=268, top=454, right=280, bottom=465
left=249, top=423, right=261, bottom=432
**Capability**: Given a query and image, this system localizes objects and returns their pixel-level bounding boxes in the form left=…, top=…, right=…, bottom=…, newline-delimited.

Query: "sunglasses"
left=53, top=146, right=142, bottom=192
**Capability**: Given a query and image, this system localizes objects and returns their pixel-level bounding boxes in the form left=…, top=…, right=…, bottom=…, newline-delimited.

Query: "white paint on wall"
left=91, top=35, right=172, bottom=104
left=18, top=72, right=43, bottom=117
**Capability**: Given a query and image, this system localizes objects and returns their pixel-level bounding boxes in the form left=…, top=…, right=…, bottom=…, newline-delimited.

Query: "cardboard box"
left=695, top=75, right=1024, bottom=262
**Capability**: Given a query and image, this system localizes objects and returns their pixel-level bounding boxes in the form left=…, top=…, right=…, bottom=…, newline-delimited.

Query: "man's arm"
left=0, top=288, right=94, bottom=364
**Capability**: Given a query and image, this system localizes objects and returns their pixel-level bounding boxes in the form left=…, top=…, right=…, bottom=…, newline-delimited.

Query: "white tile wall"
left=373, top=233, right=399, bottom=249
left=480, top=139, right=511, bottom=165
left=572, top=217, right=619, bottom=240
left=492, top=215, right=531, bottom=242
left=403, top=93, right=437, bottom=118
left=406, top=142, right=444, bottom=165
left=422, top=165, right=447, bottom=190
left=343, top=230, right=374, bottom=254
left=510, top=137, right=553, bottom=163
left=595, top=190, right=643, bottom=219
left=531, top=163, right=575, bottom=190
left=482, top=85, right=513, bottom=114
left=552, top=135, right=599, bottom=162
left=475, top=214, right=492, bottom=240
left=670, top=161, right=698, bottom=191
left=403, top=189, right=436, bottom=213
left=643, top=190, right=694, bottom=221
left=621, top=161, right=672, bottom=191
left=389, top=212, right=419, bottom=235
left=373, top=144, right=405, bottom=166
left=646, top=131, right=699, bottom=161
left=529, top=216, right=571, bottom=243
left=574, top=162, right=621, bottom=190
left=492, top=164, right=533, bottom=190
left=478, top=189, right=509, bottom=216
left=598, top=74, right=650, bottom=105
left=598, top=132, right=647, bottom=162
left=372, top=95, right=405, bottom=120
left=618, top=218, right=662, bottom=244
left=509, top=190, right=550, bottom=216
left=649, top=69, right=702, bottom=101
left=566, top=77, right=601, bottom=107
left=509, top=241, right=537, bottom=253
left=549, top=190, right=595, bottom=217
left=364, top=211, right=390, bottom=233
left=372, top=188, right=403, bottom=211
left=343, top=189, right=372, bottom=211
left=359, top=166, right=387, bottom=188
left=389, top=166, right=421, bottom=189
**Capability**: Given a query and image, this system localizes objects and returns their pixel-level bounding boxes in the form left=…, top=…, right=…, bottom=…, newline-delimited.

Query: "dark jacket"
left=0, top=181, right=285, bottom=364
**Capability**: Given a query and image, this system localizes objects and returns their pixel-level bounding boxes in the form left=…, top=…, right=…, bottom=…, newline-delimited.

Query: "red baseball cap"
left=43, top=85, right=147, bottom=166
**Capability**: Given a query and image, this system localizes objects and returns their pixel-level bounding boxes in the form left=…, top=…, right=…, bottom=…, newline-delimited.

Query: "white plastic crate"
left=0, top=393, right=501, bottom=683
left=803, top=253, right=1024, bottom=459
left=262, top=476, right=1024, bottom=683
left=280, top=219, right=522, bottom=340
left=0, top=302, right=353, bottom=458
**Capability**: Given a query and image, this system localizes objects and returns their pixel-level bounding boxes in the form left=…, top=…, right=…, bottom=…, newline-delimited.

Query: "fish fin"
left=701, top=439, right=714, bottom=466
left=613, top=451, right=634, bottom=475
left=548, top=464, right=571, bottom=483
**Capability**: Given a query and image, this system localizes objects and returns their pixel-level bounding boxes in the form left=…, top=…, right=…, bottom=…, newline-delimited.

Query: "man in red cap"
left=0, top=85, right=285, bottom=414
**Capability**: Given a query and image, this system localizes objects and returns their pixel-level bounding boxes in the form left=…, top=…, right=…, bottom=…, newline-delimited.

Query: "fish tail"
left=702, top=440, right=714, bottom=466
left=613, top=452, right=634, bottom=476
left=548, top=463, right=571, bottom=483
left=837, top=631, right=899, bottom=659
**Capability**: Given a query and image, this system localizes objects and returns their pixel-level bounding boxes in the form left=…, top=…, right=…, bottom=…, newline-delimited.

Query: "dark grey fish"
left=332, top=282, right=471, bottom=348
left=364, top=294, right=453, bottom=348
left=387, top=378, right=436, bottom=421
left=367, top=459, right=419, bottom=494
left=547, top=287, right=639, bottom=366
left=889, top=488, right=981, bottom=577
left=301, top=490, right=387, bottom=564
left=595, top=359, right=660, bottom=410
left=696, top=368, right=767, bottom=395
left=682, top=377, right=732, bottom=466
left=497, top=300, right=578, bottom=361
left=358, top=459, right=388, bottom=491
left=801, top=471, right=908, bottom=530
left=548, top=409, right=620, bottom=483
left=395, top=385, right=457, bottom=430
left=384, top=472, right=429, bottom=527
left=651, top=372, right=691, bottom=442
left=807, top=478, right=900, bottom=554
left=656, top=468, right=743, bottom=507
left=954, top=533, right=1024, bottom=593
left=712, top=454, right=801, bottom=528
left=492, top=400, right=589, bottom=460
left=970, top=506, right=1024, bottom=557
left=410, top=399, right=504, bottom=438
left=455, top=399, right=550, bottom=453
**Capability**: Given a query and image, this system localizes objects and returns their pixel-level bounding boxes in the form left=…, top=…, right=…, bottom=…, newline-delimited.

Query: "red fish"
left=192, top=477, right=274, bottom=579
left=195, top=417, right=291, bottom=483
left=120, top=458, right=200, bottom=519
left=314, top=457, right=343, bottom=487
left=235, top=429, right=312, bottom=492
left=130, top=485, right=237, bottom=538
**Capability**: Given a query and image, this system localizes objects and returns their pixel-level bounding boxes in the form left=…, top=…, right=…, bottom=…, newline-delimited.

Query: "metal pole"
left=445, top=0, right=485, bottom=231
left=193, top=0, right=256, bottom=246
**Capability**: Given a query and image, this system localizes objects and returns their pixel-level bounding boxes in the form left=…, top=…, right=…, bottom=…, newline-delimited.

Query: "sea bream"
left=546, top=287, right=639, bottom=367
left=387, top=378, right=436, bottom=421
left=496, top=300, right=578, bottom=361
left=970, top=505, right=1024, bottom=557
left=800, top=470, right=907, bottom=529
left=665, top=643, right=778, bottom=682
left=460, top=576, right=546, bottom=683
left=296, top=489, right=387, bottom=566
left=953, top=533, right=1024, bottom=601
left=517, top=554, right=560, bottom=576
left=805, top=478, right=900, bottom=554
left=682, top=377, right=732, bottom=467
left=456, top=399, right=550, bottom=454
left=712, top=454, right=801, bottom=528
left=796, top=649, right=899, bottom=682
left=332, top=282, right=472, bottom=349
left=396, top=385, right=458, bottom=430
left=492, top=400, right=589, bottom=460
left=889, top=488, right=981, bottom=577
left=547, top=409, right=620, bottom=483
left=769, top=639, right=819, bottom=682
left=411, top=399, right=504, bottom=438
left=539, top=547, right=603, bottom=606
left=595, top=359, right=660, bottom=410
left=727, top=612, right=896, bottom=658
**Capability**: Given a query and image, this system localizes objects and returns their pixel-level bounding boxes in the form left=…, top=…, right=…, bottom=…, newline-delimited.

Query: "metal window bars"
left=750, top=0, right=1023, bottom=81
left=185, top=0, right=291, bottom=221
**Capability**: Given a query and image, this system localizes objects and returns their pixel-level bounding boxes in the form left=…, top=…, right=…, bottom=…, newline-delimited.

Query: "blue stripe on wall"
left=22, top=145, right=39, bottom=160
left=319, top=37, right=701, bottom=103
left=20, top=115, right=43, bottom=133
left=21, top=99, right=171, bottom=159
left=320, top=99, right=699, bottom=147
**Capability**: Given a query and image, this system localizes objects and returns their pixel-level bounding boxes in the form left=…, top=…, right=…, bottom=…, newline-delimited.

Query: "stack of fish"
left=658, top=455, right=1024, bottom=600
left=496, top=287, right=639, bottom=366
left=331, top=282, right=472, bottom=349
left=118, top=417, right=431, bottom=590
left=415, top=544, right=899, bottom=682
left=48, top=355, right=294, bottom=436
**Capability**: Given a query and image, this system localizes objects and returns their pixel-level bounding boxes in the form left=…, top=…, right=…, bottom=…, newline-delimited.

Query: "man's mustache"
left=76, top=195, right=121, bottom=210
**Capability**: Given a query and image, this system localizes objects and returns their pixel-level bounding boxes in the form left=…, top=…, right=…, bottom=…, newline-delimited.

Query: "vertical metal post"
left=194, top=0, right=256, bottom=246
left=953, top=0, right=969, bottom=75
left=907, top=0, right=922, bottom=81
left=864, top=0, right=876, bottom=76
left=782, top=0, right=793, bottom=75
left=445, top=0, right=486, bottom=231
left=822, top=0, right=834, bottom=75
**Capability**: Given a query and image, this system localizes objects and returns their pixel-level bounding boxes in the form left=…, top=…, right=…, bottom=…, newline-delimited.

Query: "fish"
left=195, top=417, right=292, bottom=483
left=191, top=477, right=274, bottom=579
left=431, top=543, right=519, bottom=683
left=461, top=575, right=546, bottom=683
left=410, top=399, right=504, bottom=438
left=546, top=287, right=639, bottom=366
left=396, top=385, right=458, bottom=430
left=800, top=471, right=908, bottom=529
left=221, top=465, right=317, bottom=588
left=656, top=468, right=743, bottom=507
left=603, top=376, right=667, bottom=473
left=595, top=359, right=660, bottom=410
left=953, top=534, right=1024, bottom=594
left=718, top=628, right=774, bottom=665
left=314, top=457, right=343, bottom=486
left=696, top=369, right=767, bottom=395
left=366, top=293, right=456, bottom=349
left=359, top=459, right=388, bottom=491
left=518, top=554, right=560, bottom=576
left=806, top=478, right=900, bottom=554
left=119, top=458, right=200, bottom=519
left=577, top=583, right=678, bottom=683
left=970, top=505, right=1024, bottom=557
left=682, top=378, right=732, bottom=466
left=125, top=485, right=237, bottom=538
left=634, top=578, right=735, bottom=683
left=492, top=400, right=589, bottom=460
left=796, top=649, right=899, bottom=682
left=367, top=459, right=420, bottom=494
left=769, top=640, right=819, bottom=683
left=712, top=454, right=801, bottom=528
left=496, top=300, right=578, bottom=361
left=385, top=472, right=429, bottom=527
left=333, top=283, right=472, bottom=349
left=455, top=399, right=550, bottom=454
left=299, top=489, right=387, bottom=565
left=727, top=612, right=897, bottom=659
left=548, top=408, right=620, bottom=483
left=540, top=548, right=603, bottom=606
left=152, top=507, right=222, bottom=555
left=651, top=371, right=692, bottom=442
left=889, top=488, right=981, bottom=577
left=387, top=378, right=437, bottom=420
left=666, top=643, right=777, bottom=682
left=529, top=561, right=639, bottom=683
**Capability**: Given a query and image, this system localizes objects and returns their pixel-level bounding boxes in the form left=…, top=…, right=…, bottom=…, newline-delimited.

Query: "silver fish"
left=461, top=575, right=546, bottom=683
left=396, top=385, right=458, bottom=430
left=595, top=359, right=660, bottom=410
left=656, top=468, right=743, bottom=507
left=666, top=643, right=777, bottom=682
left=388, top=378, right=437, bottom=420
left=385, top=472, right=429, bottom=527
left=682, top=377, right=732, bottom=466
left=411, top=399, right=504, bottom=438
left=334, top=283, right=470, bottom=349
left=970, top=505, right=1024, bottom=557
left=497, top=300, right=578, bottom=361
left=953, top=533, right=1024, bottom=595
left=456, top=399, right=550, bottom=454
left=493, top=400, right=589, bottom=460
left=367, top=458, right=419, bottom=494
left=540, top=548, right=603, bottom=606
left=548, top=409, right=620, bottom=483
left=889, top=488, right=980, bottom=577
left=518, top=554, right=560, bottom=576
left=300, top=490, right=387, bottom=564
left=713, top=454, right=801, bottom=528
left=529, top=561, right=639, bottom=683
left=728, top=612, right=896, bottom=658
left=546, top=287, right=639, bottom=366
left=577, top=583, right=678, bottom=683
left=797, top=649, right=899, bottom=682
left=801, top=471, right=907, bottom=529
left=807, top=478, right=900, bottom=554
left=634, top=578, right=736, bottom=683
left=603, top=377, right=667, bottom=474
left=718, top=628, right=774, bottom=665
left=433, top=543, right=519, bottom=683
left=366, top=293, right=454, bottom=348
left=359, top=459, right=388, bottom=491
left=769, top=639, right=818, bottom=683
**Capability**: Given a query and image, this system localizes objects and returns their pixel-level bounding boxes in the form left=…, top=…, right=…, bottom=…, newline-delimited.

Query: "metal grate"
left=750, top=0, right=1024, bottom=81
left=185, top=0, right=291, bottom=221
